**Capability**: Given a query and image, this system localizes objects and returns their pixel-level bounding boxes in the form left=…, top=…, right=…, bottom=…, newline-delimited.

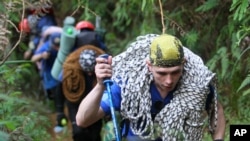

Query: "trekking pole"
left=99, top=54, right=121, bottom=141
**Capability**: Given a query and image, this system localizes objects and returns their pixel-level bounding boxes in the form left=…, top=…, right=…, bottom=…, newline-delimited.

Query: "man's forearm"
left=212, top=102, right=226, bottom=140
left=76, top=83, right=105, bottom=127
left=31, top=54, right=43, bottom=62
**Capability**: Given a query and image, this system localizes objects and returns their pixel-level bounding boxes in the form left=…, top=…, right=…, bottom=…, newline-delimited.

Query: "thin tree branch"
left=159, top=0, right=166, bottom=34
left=0, top=0, right=25, bottom=66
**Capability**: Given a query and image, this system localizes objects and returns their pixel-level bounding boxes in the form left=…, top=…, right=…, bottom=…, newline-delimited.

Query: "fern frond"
left=220, top=49, right=230, bottom=79
left=237, top=73, right=250, bottom=93
left=206, top=47, right=228, bottom=72
left=183, top=31, right=198, bottom=49
left=230, top=0, right=249, bottom=21
left=165, top=15, right=186, bottom=36
left=242, top=89, right=250, bottom=96
left=195, top=0, right=219, bottom=12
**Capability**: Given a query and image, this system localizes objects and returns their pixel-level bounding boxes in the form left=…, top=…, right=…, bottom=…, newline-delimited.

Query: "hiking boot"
left=54, top=116, right=68, bottom=133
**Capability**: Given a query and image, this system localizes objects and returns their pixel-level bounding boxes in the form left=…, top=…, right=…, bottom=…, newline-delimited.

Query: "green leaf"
left=195, top=0, right=219, bottom=12
left=0, top=121, right=16, bottom=130
left=237, top=74, right=250, bottom=92
left=141, top=0, right=146, bottom=11
left=183, top=31, right=198, bottom=48
left=220, top=54, right=229, bottom=79
left=230, top=0, right=249, bottom=21
left=242, top=89, right=250, bottom=96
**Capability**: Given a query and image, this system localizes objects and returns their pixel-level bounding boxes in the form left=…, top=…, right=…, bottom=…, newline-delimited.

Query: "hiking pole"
left=99, top=54, right=121, bottom=141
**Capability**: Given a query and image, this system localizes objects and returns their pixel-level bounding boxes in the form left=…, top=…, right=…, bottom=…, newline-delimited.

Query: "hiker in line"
left=23, top=6, right=57, bottom=60
left=60, top=20, right=106, bottom=141
left=31, top=30, right=68, bottom=133
left=76, top=34, right=226, bottom=141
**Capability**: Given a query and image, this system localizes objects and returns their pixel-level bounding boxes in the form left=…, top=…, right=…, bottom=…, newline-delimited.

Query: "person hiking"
left=31, top=31, right=61, bottom=100
left=76, top=34, right=226, bottom=141
left=22, top=6, right=57, bottom=60
left=74, top=20, right=107, bottom=51
left=31, top=31, right=68, bottom=133
left=60, top=20, right=106, bottom=141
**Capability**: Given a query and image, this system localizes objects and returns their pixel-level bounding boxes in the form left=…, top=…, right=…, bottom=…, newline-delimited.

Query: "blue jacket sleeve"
left=100, top=82, right=122, bottom=115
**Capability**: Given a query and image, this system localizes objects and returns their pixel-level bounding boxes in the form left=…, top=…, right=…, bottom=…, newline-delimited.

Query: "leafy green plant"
left=0, top=62, right=53, bottom=140
left=0, top=92, right=52, bottom=140
left=230, top=0, right=249, bottom=21
left=205, top=0, right=250, bottom=139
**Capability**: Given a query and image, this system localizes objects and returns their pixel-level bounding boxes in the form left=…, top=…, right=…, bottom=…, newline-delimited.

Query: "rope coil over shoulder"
left=62, top=45, right=105, bottom=103
left=110, top=34, right=218, bottom=140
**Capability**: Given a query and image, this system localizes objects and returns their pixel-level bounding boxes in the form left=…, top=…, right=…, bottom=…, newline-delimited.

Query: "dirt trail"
left=47, top=107, right=73, bottom=141
left=34, top=81, right=73, bottom=141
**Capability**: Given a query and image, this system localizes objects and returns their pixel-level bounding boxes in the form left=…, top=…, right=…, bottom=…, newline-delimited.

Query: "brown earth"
left=46, top=106, right=73, bottom=141
left=34, top=80, right=73, bottom=141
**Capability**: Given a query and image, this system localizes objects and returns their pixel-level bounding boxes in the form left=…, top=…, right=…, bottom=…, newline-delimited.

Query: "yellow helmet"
left=150, top=34, right=184, bottom=67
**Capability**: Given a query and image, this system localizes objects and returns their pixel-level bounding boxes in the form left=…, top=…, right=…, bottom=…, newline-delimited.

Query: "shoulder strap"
left=120, top=119, right=130, bottom=138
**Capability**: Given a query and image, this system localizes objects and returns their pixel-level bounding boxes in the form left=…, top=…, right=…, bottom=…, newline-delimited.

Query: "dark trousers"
left=54, top=83, right=67, bottom=126
left=55, top=83, right=66, bottom=114
left=67, top=101, right=102, bottom=141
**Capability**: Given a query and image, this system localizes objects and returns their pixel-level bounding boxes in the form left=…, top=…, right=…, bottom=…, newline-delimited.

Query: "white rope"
left=111, top=34, right=218, bottom=140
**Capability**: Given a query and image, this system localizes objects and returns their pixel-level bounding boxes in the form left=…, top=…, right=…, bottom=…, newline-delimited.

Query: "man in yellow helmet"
left=76, top=34, right=225, bottom=141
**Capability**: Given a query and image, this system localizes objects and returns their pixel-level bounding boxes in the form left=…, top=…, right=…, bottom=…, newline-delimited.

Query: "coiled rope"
left=62, top=45, right=105, bottom=103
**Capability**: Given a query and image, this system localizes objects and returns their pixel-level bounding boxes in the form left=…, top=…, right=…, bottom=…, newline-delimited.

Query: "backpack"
left=74, top=31, right=107, bottom=51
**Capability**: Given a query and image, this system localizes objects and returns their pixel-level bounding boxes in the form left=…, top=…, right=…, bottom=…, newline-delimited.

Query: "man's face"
left=147, top=60, right=184, bottom=93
